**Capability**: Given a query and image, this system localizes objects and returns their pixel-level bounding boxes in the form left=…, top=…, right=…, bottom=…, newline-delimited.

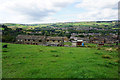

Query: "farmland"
left=3, top=21, right=116, bottom=29
left=2, top=43, right=119, bottom=78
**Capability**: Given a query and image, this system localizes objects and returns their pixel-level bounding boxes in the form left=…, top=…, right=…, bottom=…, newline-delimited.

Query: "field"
left=2, top=43, right=119, bottom=78
left=4, top=21, right=115, bottom=30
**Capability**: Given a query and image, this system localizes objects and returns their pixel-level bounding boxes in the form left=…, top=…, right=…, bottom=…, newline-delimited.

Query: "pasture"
left=5, top=21, right=113, bottom=30
left=2, top=43, right=119, bottom=78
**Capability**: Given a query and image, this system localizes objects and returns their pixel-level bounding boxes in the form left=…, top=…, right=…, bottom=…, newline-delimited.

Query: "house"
left=70, top=36, right=77, bottom=41
left=72, top=40, right=83, bottom=47
left=76, top=40, right=83, bottom=46
left=62, top=37, right=69, bottom=42
left=77, top=37, right=89, bottom=43
left=16, top=35, right=64, bottom=46
left=46, top=36, right=64, bottom=46
left=72, top=41, right=77, bottom=47
left=89, top=36, right=117, bottom=44
left=16, top=35, right=46, bottom=45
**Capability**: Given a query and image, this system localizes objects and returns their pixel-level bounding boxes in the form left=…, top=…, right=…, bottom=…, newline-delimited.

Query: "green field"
left=3, top=21, right=115, bottom=30
left=2, top=43, right=119, bottom=78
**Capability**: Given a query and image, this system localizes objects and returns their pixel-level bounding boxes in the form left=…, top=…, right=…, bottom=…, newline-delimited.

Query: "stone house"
left=16, top=35, right=46, bottom=45
left=89, top=36, right=117, bottom=44
left=46, top=36, right=64, bottom=46
left=16, top=35, right=64, bottom=46
left=72, top=40, right=83, bottom=47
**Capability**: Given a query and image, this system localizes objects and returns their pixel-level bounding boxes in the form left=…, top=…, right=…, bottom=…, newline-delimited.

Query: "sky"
left=0, top=0, right=119, bottom=24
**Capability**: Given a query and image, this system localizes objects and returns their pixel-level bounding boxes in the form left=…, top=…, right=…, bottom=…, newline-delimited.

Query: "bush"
left=50, top=50, right=57, bottom=52
left=94, top=52, right=103, bottom=55
left=97, top=48, right=101, bottom=50
left=102, top=55, right=112, bottom=59
left=52, top=54, right=59, bottom=57
left=114, top=59, right=120, bottom=63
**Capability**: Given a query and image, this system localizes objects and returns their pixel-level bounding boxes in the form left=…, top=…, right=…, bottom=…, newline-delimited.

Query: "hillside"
left=2, top=43, right=119, bottom=78
left=1, top=21, right=117, bottom=30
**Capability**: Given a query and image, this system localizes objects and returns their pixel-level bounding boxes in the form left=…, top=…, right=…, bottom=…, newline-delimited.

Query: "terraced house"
left=16, top=35, right=64, bottom=46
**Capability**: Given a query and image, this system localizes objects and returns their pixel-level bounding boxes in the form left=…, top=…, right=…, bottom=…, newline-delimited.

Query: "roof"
left=77, top=40, right=83, bottom=42
left=16, top=35, right=45, bottom=39
left=47, top=36, right=64, bottom=40
left=72, top=41, right=77, bottom=43
left=16, top=35, right=65, bottom=41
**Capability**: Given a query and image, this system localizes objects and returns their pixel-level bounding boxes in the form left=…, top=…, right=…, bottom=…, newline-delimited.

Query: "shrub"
left=39, top=49, right=43, bottom=52
left=105, top=48, right=113, bottom=52
left=108, top=62, right=118, bottom=66
left=102, top=55, right=112, bottom=59
left=52, top=54, right=59, bottom=57
left=51, top=60, right=56, bottom=62
left=51, top=50, right=57, bottom=52
left=2, top=50, right=8, bottom=52
left=94, top=52, right=102, bottom=55
left=114, top=59, right=120, bottom=63
left=97, top=48, right=101, bottom=50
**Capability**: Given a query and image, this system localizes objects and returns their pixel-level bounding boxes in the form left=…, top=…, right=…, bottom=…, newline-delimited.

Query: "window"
left=47, top=40, right=49, bottom=42
left=53, top=40, right=55, bottom=42
left=33, top=39, right=35, bottom=41
left=39, top=40, right=42, bottom=42
left=28, top=39, right=30, bottom=41
left=33, top=43, right=35, bottom=45
left=25, top=39, right=27, bottom=41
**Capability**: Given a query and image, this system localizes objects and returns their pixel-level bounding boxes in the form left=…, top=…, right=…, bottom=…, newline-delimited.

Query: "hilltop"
left=0, top=21, right=118, bottom=30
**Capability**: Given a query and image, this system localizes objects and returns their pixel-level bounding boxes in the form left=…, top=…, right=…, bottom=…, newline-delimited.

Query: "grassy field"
left=2, top=43, right=119, bottom=78
left=4, top=21, right=114, bottom=30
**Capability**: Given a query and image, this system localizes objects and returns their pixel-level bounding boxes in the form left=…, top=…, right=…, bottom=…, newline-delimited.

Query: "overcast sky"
left=0, top=0, right=119, bottom=24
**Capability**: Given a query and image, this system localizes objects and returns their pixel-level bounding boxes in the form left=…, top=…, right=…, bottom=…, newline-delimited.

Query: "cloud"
left=75, top=0, right=119, bottom=10
left=0, top=0, right=119, bottom=23
left=74, top=0, right=119, bottom=21
left=0, top=0, right=74, bottom=23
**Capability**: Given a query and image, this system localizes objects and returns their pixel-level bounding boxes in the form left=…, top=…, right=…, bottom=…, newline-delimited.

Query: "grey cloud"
left=106, top=3, right=118, bottom=10
left=21, top=9, right=55, bottom=21
left=54, top=2, right=70, bottom=7
left=0, top=0, right=74, bottom=23
left=7, top=1, right=72, bottom=22
left=11, top=6, right=56, bottom=22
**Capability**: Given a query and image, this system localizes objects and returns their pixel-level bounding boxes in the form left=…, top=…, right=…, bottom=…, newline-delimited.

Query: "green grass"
left=64, top=42, right=72, bottom=46
left=2, top=43, right=119, bottom=78
left=0, top=28, right=4, bottom=30
left=4, top=21, right=114, bottom=30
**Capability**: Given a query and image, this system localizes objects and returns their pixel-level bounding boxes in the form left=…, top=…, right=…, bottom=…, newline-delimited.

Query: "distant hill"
left=0, top=20, right=117, bottom=30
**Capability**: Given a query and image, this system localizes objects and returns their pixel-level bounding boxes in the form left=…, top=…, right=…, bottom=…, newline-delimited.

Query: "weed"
left=94, top=52, right=102, bottom=55
left=52, top=54, right=59, bottom=57
left=50, top=50, right=57, bottom=52
left=102, top=55, right=112, bottom=59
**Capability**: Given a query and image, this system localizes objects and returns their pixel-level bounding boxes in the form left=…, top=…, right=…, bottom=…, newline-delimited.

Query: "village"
left=1, top=0, right=119, bottom=78
left=1, top=21, right=119, bottom=47
left=15, top=33, right=118, bottom=47
left=15, top=22, right=119, bottom=47
left=1, top=21, right=119, bottom=78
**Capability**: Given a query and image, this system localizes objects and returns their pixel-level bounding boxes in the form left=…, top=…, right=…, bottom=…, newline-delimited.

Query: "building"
left=16, top=35, right=46, bottom=45
left=72, top=41, right=77, bottom=47
left=72, top=40, right=83, bottom=47
left=89, top=36, right=117, bottom=44
left=46, top=36, right=64, bottom=46
left=16, top=35, right=64, bottom=46
left=62, top=37, right=69, bottom=42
